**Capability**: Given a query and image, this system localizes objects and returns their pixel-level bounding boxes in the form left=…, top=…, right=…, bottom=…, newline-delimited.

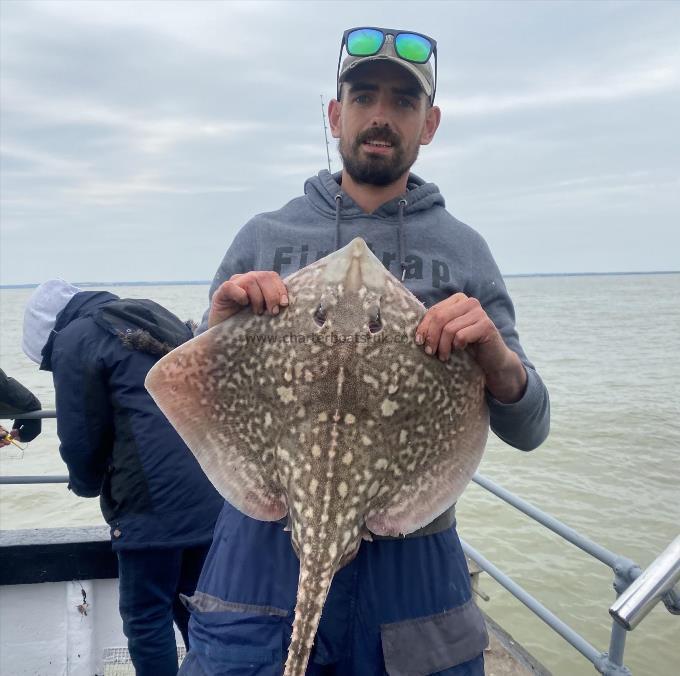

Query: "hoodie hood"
left=37, top=292, right=193, bottom=372
left=304, top=170, right=445, bottom=219
left=37, top=291, right=118, bottom=371
left=22, top=280, right=83, bottom=365
left=91, top=298, right=194, bottom=356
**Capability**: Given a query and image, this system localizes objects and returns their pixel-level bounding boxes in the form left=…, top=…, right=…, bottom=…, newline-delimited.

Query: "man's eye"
left=397, top=97, right=415, bottom=109
left=354, top=94, right=371, bottom=104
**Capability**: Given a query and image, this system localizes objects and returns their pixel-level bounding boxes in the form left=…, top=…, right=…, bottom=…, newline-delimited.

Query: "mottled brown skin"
left=145, top=239, right=488, bottom=675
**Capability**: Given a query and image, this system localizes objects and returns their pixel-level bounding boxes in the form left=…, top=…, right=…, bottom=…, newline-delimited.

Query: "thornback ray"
left=145, top=237, right=489, bottom=675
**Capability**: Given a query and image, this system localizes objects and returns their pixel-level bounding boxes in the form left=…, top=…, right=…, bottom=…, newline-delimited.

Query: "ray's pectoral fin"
left=365, top=374, right=490, bottom=538
left=364, top=427, right=488, bottom=537
left=145, top=320, right=288, bottom=522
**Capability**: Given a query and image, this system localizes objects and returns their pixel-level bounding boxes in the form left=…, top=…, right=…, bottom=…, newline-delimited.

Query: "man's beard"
left=339, top=128, right=419, bottom=187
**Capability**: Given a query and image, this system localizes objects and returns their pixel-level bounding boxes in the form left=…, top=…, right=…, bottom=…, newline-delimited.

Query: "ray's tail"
left=283, top=558, right=334, bottom=676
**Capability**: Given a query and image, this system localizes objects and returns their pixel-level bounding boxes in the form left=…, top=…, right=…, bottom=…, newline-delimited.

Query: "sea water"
left=1, top=274, right=678, bottom=675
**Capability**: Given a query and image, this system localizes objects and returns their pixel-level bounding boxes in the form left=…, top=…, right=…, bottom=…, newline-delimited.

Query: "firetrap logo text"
left=271, top=243, right=452, bottom=289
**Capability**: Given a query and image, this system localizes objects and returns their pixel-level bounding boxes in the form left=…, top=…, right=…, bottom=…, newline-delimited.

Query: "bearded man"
left=179, top=27, right=550, bottom=676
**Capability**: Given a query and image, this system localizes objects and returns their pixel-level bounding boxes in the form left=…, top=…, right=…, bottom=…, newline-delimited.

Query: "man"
left=180, top=27, right=550, bottom=675
left=0, top=368, right=42, bottom=447
left=22, top=279, right=224, bottom=676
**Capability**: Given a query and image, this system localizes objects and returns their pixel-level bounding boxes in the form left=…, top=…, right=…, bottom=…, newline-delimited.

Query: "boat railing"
left=2, top=409, right=679, bottom=676
left=461, top=474, right=680, bottom=676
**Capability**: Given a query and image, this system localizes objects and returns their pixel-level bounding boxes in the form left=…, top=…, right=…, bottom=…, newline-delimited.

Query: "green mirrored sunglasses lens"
left=347, top=29, right=384, bottom=56
left=395, top=33, right=432, bottom=63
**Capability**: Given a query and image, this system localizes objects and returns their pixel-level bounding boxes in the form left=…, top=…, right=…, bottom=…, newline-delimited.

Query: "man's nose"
left=369, top=108, right=391, bottom=127
left=369, top=95, right=392, bottom=126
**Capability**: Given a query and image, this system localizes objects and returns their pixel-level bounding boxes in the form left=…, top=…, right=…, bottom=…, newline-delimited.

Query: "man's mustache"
left=355, top=128, right=401, bottom=148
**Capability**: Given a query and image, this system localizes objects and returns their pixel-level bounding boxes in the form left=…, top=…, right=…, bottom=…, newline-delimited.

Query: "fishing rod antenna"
left=320, top=94, right=332, bottom=173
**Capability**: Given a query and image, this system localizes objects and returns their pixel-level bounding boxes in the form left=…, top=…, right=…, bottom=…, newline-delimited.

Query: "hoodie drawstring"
left=335, top=191, right=408, bottom=282
left=334, top=193, right=342, bottom=251
left=398, top=198, right=407, bottom=281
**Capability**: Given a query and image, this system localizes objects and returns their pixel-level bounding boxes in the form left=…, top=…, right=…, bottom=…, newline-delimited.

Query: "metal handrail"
left=2, top=409, right=678, bottom=674
left=460, top=538, right=606, bottom=666
left=0, top=475, right=69, bottom=484
left=0, top=409, right=56, bottom=419
left=471, top=473, right=640, bottom=576
left=610, top=535, right=680, bottom=630
left=465, top=474, right=678, bottom=674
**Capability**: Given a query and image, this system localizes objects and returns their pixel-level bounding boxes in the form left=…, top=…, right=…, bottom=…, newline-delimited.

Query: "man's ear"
left=420, top=105, right=441, bottom=145
left=328, top=98, right=342, bottom=139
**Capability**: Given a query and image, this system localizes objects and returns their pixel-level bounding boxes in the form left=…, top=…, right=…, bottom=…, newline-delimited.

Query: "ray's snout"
left=340, top=238, right=386, bottom=293
left=347, top=237, right=372, bottom=258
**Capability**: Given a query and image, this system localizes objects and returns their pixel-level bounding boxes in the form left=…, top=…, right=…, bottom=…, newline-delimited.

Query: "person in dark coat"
left=22, top=279, right=224, bottom=676
left=0, top=368, right=42, bottom=446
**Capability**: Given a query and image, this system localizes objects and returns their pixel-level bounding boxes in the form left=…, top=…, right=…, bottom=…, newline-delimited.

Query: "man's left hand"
left=415, top=293, right=527, bottom=403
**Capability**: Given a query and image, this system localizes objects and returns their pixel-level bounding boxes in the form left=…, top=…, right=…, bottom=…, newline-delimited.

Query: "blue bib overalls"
left=179, top=502, right=487, bottom=675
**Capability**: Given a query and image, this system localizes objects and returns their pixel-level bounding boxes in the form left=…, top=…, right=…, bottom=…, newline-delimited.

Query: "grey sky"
left=1, top=0, right=678, bottom=285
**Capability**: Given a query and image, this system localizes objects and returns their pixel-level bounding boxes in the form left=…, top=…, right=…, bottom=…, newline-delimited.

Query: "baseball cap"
left=337, top=28, right=437, bottom=103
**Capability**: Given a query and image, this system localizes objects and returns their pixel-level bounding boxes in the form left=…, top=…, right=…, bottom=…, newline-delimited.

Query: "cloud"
left=439, top=65, right=679, bottom=116
left=2, top=79, right=267, bottom=154
left=1, top=0, right=679, bottom=284
left=11, top=0, right=287, bottom=58
left=1, top=140, right=93, bottom=178
left=59, top=176, right=252, bottom=205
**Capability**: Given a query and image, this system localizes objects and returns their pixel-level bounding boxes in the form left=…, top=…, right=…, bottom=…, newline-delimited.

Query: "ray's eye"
left=313, top=304, right=327, bottom=327
left=368, top=308, right=383, bottom=334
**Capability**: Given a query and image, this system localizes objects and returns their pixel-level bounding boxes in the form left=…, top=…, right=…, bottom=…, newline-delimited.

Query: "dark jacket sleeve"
left=0, top=368, right=42, bottom=442
left=51, top=326, right=113, bottom=497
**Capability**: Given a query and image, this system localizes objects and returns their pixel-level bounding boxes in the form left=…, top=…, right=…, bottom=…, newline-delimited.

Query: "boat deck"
left=483, top=613, right=551, bottom=675
left=1, top=527, right=551, bottom=675
left=467, top=557, right=551, bottom=675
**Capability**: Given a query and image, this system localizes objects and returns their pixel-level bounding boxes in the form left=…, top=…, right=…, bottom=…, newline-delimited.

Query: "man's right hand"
left=208, top=271, right=289, bottom=328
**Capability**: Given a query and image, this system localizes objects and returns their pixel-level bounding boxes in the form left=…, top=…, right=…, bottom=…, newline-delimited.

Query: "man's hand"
left=415, top=293, right=527, bottom=403
left=0, top=426, right=20, bottom=448
left=208, top=271, right=289, bottom=329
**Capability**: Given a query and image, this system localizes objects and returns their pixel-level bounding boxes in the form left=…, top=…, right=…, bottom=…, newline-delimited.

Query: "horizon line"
left=1, top=270, right=679, bottom=289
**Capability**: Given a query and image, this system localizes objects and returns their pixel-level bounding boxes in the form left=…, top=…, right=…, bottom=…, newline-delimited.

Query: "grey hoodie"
left=199, top=170, right=549, bottom=451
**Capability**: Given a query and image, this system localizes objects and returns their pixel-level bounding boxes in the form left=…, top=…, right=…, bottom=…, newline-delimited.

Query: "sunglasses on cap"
left=337, top=27, right=438, bottom=103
